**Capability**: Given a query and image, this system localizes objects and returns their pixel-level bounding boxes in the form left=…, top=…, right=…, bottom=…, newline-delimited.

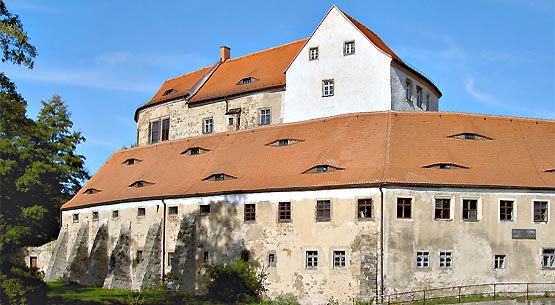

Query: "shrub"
left=0, top=266, right=48, bottom=305
left=205, top=257, right=264, bottom=303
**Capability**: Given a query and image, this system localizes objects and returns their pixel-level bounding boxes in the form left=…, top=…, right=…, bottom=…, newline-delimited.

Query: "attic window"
left=84, top=188, right=101, bottom=195
left=448, top=133, right=492, bottom=141
left=129, top=180, right=153, bottom=188
left=123, top=158, right=141, bottom=166
left=303, top=165, right=344, bottom=174
left=237, top=77, right=258, bottom=85
left=163, top=89, right=176, bottom=96
left=203, top=173, right=236, bottom=182
left=182, top=146, right=210, bottom=156
left=423, top=163, right=469, bottom=170
left=266, top=139, right=302, bottom=147
left=545, top=169, right=555, bottom=173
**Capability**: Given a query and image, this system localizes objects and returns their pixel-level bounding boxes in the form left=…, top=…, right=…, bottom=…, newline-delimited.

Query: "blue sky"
left=2, top=0, right=554, bottom=176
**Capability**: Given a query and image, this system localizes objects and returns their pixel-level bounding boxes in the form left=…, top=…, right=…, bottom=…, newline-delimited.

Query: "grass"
left=393, top=292, right=554, bottom=305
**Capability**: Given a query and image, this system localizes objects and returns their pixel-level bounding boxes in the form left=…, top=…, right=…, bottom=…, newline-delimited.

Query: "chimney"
left=220, top=46, right=230, bottom=62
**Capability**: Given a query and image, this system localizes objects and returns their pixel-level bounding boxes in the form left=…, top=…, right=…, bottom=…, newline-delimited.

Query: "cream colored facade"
left=30, top=186, right=554, bottom=303
left=136, top=89, right=284, bottom=146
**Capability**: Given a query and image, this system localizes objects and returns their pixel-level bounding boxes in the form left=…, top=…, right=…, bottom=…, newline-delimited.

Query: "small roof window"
left=545, top=169, right=555, bottom=173
left=182, top=146, right=210, bottom=156
left=129, top=180, right=153, bottom=188
left=266, top=138, right=302, bottom=147
left=448, top=133, right=492, bottom=141
left=423, top=163, right=469, bottom=170
left=162, top=89, right=177, bottom=96
left=237, top=77, right=258, bottom=85
left=83, top=188, right=101, bottom=194
left=122, top=158, right=142, bottom=166
left=303, top=164, right=344, bottom=174
left=203, top=173, right=236, bottom=182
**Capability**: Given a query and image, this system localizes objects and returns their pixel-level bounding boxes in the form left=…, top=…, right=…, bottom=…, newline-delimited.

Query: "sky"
left=2, top=0, right=554, bottom=177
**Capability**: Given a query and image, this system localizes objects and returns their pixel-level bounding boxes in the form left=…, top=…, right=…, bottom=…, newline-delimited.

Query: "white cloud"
left=465, top=78, right=497, bottom=106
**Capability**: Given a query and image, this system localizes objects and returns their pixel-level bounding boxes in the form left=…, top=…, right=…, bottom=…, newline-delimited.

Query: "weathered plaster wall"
left=390, top=65, right=439, bottom=111
left=382, top=187, right=555, bottom=295
left=136, top=90, right=284, bottom=146
left=284, top=7, right=393, bottom=123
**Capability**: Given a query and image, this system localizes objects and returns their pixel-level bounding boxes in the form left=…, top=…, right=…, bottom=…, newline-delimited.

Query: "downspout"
left=161, top=199, right=167, bottom=282
left=379, top=185, right=385, bottom=302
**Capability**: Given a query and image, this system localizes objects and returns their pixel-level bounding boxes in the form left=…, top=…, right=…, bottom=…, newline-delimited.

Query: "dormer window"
left=303, top=165, right=344, bottom=174
left=129, top=180, right=153, bottom=188
left=162, top=89, right=176, bottom=96
left=203, top=173, right=236, bottom=182
left=448, top=133, right=493, bottom=141
left=84, top=188, right=101, bottom=194
left=123, top=158, right=141, bottom=166
left=266, top=139, right=302, bottom=147
left=182, top=146, right=210, bottom=156
left=423, top=163, right=469, bottom=170
left=545, top=169, right=555, bottom=173
left=237, top=77, right=258, bottom=85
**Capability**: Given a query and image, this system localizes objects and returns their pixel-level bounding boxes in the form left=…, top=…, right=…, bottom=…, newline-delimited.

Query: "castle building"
left=27, top=6, right=554, bottom=304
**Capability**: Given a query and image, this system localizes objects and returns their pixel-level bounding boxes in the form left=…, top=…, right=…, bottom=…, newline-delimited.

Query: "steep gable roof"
left=63, top=112, right=555, bottom=210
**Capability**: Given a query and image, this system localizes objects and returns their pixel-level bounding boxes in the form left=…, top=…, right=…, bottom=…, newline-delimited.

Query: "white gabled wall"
left=283, top=7, right=393, bottom=123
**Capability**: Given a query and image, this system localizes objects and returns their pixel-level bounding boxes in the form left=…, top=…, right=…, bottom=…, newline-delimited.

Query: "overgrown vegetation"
left=1, top=1, right=89, bottom=304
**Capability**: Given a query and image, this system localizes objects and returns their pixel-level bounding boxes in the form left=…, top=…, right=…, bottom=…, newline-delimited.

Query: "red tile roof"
left=63, top=112, right=555, bottom=210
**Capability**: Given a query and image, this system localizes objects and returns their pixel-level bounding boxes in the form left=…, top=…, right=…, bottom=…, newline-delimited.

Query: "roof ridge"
left=224, top=38, right=308, bottom=63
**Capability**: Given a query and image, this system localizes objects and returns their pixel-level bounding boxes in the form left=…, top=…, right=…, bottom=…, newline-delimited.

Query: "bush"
left=205, top=257, right=265, bottom=303
left=0, top=266, right=49, bottom=305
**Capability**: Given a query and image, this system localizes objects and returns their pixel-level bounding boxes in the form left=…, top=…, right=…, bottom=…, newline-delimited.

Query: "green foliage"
left=255, top=293, right=300, bottom=305
left=205, top=257, right=265, bottom=303
left=0, top=0, right=37, bottom=68
left=0, top=266, right=48, bottom=305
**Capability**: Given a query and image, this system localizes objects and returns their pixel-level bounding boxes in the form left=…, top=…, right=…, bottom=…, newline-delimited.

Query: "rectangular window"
left=397, top=198, right=412, bottom=219
left=344, top=41, right=355, bottom=55
left=136, top=250, right=143, bottom=264
left=203, top=118, right=213, bottom=134
left=333, top=250, right=346, bottom=268
left=405, top=79, right=412, bottom=100
left=72, top=213, right=79, bottom=223
left=462, top=199, right=478, bottom=222
left=357, top=199, right=373, bottom=219
left=416, top=251, right=430, bottom=268
left=260, top=109, right=271, bottom=125
left=434, top=198, right=451, bottom=220
left=309, top=47, right=319, bottom=60
left=542, top=248, right=555, bottom=269
left=112, top=210, right=119, bottom=219
left=500, top=200, right=514, bottom=221
left=161, top=118, right=170, bottom=141
left=168, top=252, right=174, bottom=266
left=306, top=251, right=318, bottom=268
left=439, top=251, right=452, bottom=268
left=426, top=94, right=430, bottom=110
left=534, top=201, right=548, bottom=222
left=92, top=211, right=99, bottom=221
left=150, top=120, right=160, bottom=144
left=268, top=253, right=276, bottom=267
left=244, top=204, right=256, bottom=222
left=278, top=202, right=291, bottom=222
left=228, top=117, right=234, bottom=126
left=494, top=254, right=506, bottom=269
left=416, top=86, right=423, bottom=107
left=316, top=200, right=331, bottom=221
left=138, top=207, right=146, bottom=217
left=322, top=79, right=334, bottom=97
left=200, top=204, right=210, bottom=215
left=168, top=206, right=178, bottom=215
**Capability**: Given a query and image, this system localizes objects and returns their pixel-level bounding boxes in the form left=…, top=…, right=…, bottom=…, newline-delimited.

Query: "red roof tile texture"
left=63, top=112, right=555, bottom=210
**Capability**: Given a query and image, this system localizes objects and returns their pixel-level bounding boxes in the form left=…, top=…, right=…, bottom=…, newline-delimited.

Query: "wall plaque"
left=512, top=229, right=536, bottom=240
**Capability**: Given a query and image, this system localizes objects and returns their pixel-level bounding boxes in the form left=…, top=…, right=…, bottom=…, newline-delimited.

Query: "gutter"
left=378, top=184, right=385, bottom=302
left=161, top=199, right=167, bottom=282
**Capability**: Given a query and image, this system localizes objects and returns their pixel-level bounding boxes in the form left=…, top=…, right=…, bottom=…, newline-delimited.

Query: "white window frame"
left=439, top=250, right=452, bottom=269
left=461, top=197, right=481, bottom=222
left=149, top=117, right=170, bottom=144
left=434, top=196, right=454, bottom=221
left=306, top=250, right=318, bottom=269
left=332, top=250, right=347, bottom=268
left=259, top=108, right=271, bottom=125
left=309, top=47, right=319, bottom=61
left=542, top=248, right=555, bottom=269
left=499, top=199, right=516, bottom=222
left=532, top=200, right=549, bottom=224
left=405, top=79, right=413, bottom=101
left=416, top=251, right=430, bottom=268
left=203, top=118, right=213, bottom=134
left=344, top=41, right=355, bottom=56
left=494, top=254, right=506, bottom=269
left=416, top=86, right=423, bottom=107
left=322, top=79, right=334, bottom=97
